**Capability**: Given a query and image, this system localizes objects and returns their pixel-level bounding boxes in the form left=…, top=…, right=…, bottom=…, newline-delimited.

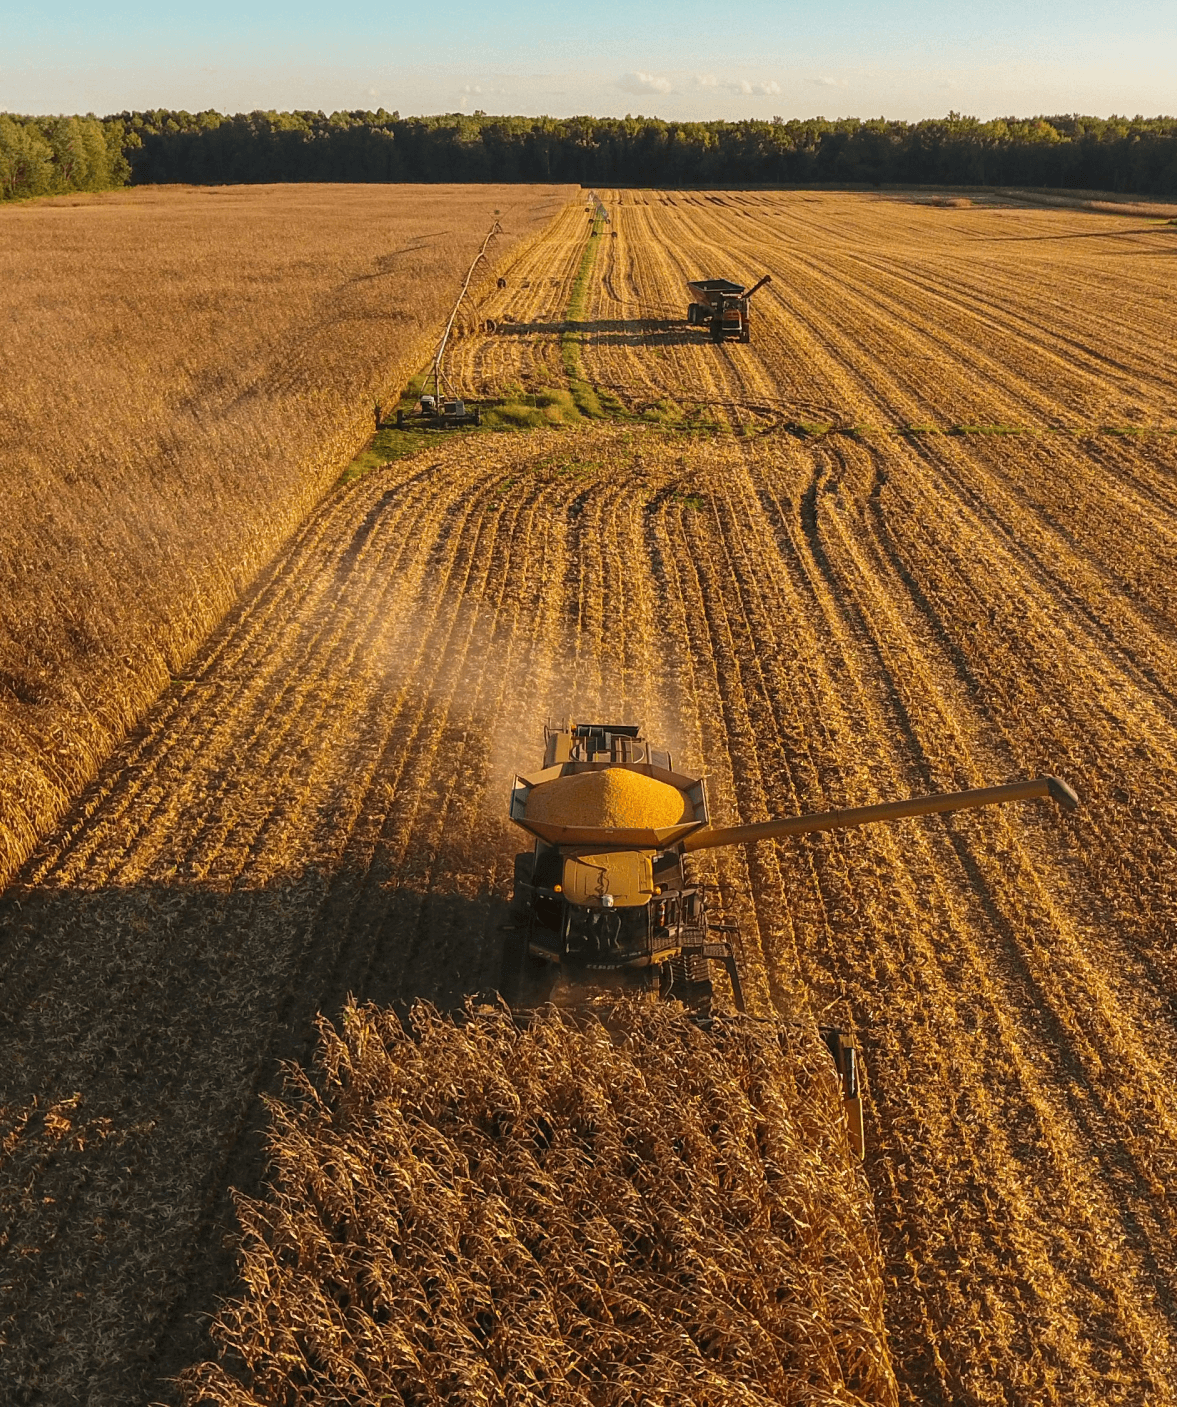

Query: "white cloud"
left=618, top=70, right=672, bottom=95
left=616, top=69, right=781, bottom=101
left=808, top=76, right=849, bottom=89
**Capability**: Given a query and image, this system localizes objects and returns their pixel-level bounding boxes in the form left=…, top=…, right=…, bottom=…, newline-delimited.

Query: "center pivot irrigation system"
left=395, top=220, right=502, bottom=431
left=586, top=190, right=611, bottom=231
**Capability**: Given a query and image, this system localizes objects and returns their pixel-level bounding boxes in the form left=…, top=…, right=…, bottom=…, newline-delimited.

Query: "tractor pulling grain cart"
left=686, top=275, right=772, bottom=343
left=505, top=721, right=1079, bottom=1156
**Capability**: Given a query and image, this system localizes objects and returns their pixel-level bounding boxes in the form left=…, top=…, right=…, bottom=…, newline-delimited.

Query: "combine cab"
left=504, top=720, right=1080, bottom=1155
left=686, top=275, right=771, bottom=343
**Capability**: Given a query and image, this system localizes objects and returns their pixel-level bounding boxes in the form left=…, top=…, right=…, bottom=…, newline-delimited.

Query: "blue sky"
left=2, top=0, right=1174, bottom=119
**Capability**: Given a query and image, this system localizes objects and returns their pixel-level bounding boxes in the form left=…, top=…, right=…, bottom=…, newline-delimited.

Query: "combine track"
left=3, top=191, right=1177, bottom=1406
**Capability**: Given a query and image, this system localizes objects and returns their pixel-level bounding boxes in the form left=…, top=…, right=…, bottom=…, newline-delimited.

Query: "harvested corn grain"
left=527, top=767, right=690, bottom=829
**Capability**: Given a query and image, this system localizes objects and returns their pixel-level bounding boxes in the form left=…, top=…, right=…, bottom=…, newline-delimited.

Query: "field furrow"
left=568, top=192, right=1177, bottom=433
left=4, top=191, right=1177, bottom=1406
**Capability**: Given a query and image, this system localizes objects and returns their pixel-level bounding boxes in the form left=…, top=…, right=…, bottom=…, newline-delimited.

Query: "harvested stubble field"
left=0, top=181, right=571, bottom=890
left=2, top=190, right=1177, bottom=1405
left=454, top=188, right=1177, bottom=435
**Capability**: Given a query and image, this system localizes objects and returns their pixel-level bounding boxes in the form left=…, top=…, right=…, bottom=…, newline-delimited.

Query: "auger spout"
left=681, top=776, right=1078, bottom=853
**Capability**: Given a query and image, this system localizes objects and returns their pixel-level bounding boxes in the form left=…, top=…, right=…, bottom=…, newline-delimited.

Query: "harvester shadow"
left=496, top=317, right=709, bottom=347
left=0, top=872, right=515, bottom=1402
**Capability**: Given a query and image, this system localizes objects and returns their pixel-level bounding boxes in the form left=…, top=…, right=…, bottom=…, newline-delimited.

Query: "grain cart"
left=505, top=721, right=1079, bottom=1155
left=686, top=275, right=772, bottom=343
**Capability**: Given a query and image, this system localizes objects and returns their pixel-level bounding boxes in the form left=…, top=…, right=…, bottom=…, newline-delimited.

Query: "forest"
left=2, top=108, right=1175, bottom=199
left=0, top=114, right=130, bottom=200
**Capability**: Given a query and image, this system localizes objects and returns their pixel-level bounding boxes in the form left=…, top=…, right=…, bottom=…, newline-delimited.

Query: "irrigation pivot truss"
left=420, top=218, right=503, bottom=406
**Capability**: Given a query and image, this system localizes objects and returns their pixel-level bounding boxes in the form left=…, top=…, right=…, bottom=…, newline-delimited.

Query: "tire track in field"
left=712, top=222, right=1157, bottom=431
left=645, top=430, right=1177, bottom=1402
left=581, top=201, right=765, bottom=427
left=732, top=193, right=1176, bottom=424
left=7, top=192, right=1177, bottom=1407
left=585, top=192, right=1177, bottom=433
left=855, top=439, right=1177, bottom=1061
left=449, top=201, right=589, bottom=396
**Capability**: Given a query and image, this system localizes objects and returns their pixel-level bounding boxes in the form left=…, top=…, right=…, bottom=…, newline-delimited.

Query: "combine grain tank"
left=507, top=723, right=736, bottom=1014
left=686, top=275, right=771, bottom=342
left=505, top=720, right=1079, bottom=1154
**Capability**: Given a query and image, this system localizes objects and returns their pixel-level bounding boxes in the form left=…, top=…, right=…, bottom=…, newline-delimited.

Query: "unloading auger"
left=503, top=721, right=1079, bottom=1155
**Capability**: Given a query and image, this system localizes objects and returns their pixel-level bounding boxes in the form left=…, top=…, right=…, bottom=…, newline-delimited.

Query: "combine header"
left=686, top=275, right=772, bottom=343
left=505, top=720, right=1079, bottom=1155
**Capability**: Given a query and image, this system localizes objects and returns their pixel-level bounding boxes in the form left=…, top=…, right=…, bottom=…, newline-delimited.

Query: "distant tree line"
left=3, top=108, right=1176, bottom=199
left=0, top=114, right=130, bottom=200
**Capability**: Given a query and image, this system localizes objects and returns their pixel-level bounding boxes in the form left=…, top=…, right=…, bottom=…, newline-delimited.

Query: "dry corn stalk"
left=181, top=999, right=897, bottom=1407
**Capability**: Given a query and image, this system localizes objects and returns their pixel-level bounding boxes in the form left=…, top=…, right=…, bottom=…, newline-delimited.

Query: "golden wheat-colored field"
left=0, top=181, right=572, bottom=889
left=2, top=190, right=1177, bottom=1404
left=458, top=189, right=1177, bottom=432
left=182, top=1000, right=896, bottom=1407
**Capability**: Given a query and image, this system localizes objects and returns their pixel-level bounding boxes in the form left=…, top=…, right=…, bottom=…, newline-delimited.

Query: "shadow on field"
left=989, top=226, right=1177, bottom=243
left=496, top=316, right=709, bottom=347
left=0, top=873, right=514, bottom=1403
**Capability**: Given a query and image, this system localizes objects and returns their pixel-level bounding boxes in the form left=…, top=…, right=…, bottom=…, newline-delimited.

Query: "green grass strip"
left=561, top=214, right=620, bottom=419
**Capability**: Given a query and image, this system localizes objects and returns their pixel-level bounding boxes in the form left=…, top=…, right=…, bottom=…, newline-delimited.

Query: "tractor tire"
left=510, top=851, right=535, bottom=913
left=500, top=924, right=525, bottom=1004
left=668, top=951, right=714, bottom=1022
left=503, top=850, right=550, bottom=1000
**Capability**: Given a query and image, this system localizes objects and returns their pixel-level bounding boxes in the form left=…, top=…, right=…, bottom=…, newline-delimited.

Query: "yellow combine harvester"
left=505, top=720, right=1079, bottom=1155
